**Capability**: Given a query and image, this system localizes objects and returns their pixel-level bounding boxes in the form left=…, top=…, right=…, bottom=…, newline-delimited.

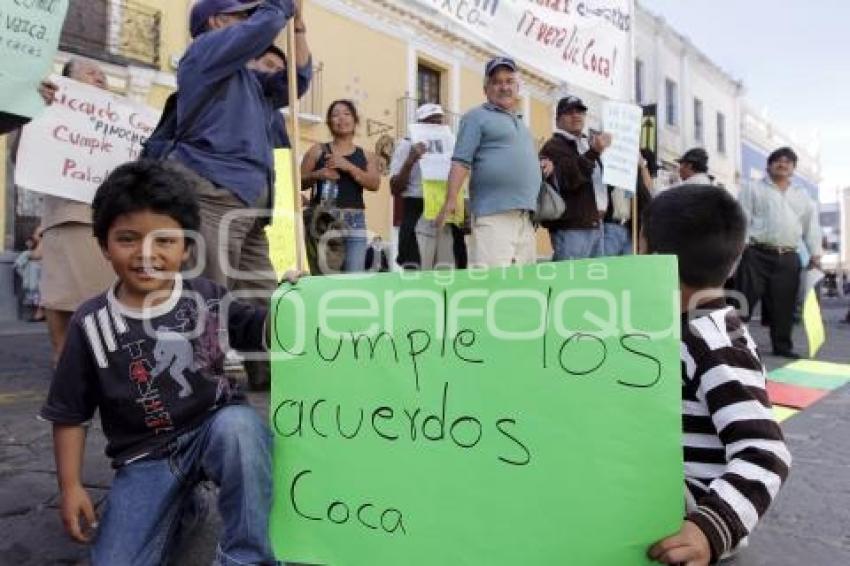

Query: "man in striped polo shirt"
left=641, top=185, right=791, bottom=565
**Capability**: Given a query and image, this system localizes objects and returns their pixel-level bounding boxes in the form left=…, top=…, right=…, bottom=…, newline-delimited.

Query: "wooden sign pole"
left=287, top=0, right=306, bottom=272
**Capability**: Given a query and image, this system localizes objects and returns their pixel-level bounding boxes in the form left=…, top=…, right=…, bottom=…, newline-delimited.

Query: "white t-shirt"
left=388, top=138, right=423, bottom=198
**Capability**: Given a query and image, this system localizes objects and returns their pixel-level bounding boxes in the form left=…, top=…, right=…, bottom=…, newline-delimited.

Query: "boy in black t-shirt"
left=41, top=160, right=295, bottom=565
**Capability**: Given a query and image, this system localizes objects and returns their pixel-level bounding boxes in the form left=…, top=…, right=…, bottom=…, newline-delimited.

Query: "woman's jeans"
left=339, top=209, right=369, bottom=273
left=549, top=223, right=633, bottom=260
left=91, top=405, right=277, bottom=566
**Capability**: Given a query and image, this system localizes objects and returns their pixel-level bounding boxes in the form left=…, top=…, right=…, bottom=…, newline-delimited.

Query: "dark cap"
left=190, top=0, right=262, bottom=38
left=676, top=147, right=709, bottom=169
left=485, top=56, right=517, bottom=77
left=556, top=95, right=588, bottom=115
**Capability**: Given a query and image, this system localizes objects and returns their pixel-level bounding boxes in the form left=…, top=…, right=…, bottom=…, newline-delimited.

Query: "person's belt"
left=750, top=241, right=797, bottom=255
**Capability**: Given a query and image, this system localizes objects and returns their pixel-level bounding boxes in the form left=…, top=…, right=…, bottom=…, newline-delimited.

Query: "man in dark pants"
left=733, top=147, right=822, bottom=358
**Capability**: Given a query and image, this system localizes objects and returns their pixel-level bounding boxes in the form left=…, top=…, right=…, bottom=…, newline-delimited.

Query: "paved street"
left=1, top=297, right=848, bottom=565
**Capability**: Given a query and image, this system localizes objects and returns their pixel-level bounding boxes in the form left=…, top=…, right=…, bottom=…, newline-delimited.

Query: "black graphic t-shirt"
left=40, top=276, right=266, bottom=466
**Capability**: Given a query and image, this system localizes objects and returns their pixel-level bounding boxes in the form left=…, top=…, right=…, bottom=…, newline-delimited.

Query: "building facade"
left=632, top=6, right=744, bottom=191
left=0, top=0, right=568, bottom=259
left=1, top=0, right=192, bottom=254
left=0, top=0, right=826, bottom=314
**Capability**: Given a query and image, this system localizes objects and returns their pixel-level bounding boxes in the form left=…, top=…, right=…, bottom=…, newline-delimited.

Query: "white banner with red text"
left=409, top=0, right=633, bottom=100
left=15, top=76, right=160, bottom=203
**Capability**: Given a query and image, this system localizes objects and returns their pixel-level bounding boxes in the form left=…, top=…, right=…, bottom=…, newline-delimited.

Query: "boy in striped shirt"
left=642, top=185, right=791, bottom=565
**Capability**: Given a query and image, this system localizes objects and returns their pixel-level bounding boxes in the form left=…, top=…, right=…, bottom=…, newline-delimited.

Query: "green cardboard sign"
left=271, top=256, right=683, bottom=565
left=0, top=0, right=69, bottom=118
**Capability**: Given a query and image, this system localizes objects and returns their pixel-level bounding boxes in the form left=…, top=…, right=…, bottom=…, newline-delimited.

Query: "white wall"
left=635, top=6, right=743, bottom=189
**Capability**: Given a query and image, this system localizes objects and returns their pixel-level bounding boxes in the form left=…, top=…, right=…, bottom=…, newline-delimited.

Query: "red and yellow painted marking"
left=767, top=360, right=850, bottom=423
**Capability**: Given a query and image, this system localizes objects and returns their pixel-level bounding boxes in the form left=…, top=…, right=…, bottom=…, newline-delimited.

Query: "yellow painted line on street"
left=787, top=360, right=850, bottom=378
left=0, top=390, right=43, bottom=405
left=772, top=405, right=799, bottom=423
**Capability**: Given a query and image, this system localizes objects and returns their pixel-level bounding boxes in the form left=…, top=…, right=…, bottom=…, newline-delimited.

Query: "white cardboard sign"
left=601, top=101, right=643, bottom=192
left=16, top=76, right=160, bottom=203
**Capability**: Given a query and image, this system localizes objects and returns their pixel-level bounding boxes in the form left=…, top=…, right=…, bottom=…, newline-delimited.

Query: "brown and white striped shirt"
left=681, top=300, right=791, bottom=562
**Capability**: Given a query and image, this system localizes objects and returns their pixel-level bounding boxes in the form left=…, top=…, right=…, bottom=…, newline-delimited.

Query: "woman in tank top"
left=301, top=99, right=381, bottom=273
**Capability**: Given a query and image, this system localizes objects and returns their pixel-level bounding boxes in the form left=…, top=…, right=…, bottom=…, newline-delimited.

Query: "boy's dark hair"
left=642, top=185, right=746, bottom=288
left=767, top=146, right=798, bottom=166
left=92, top=160, right=201, bottom=248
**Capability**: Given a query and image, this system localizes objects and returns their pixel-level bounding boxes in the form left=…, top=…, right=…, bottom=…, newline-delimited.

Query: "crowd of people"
left=0, top=0, right=829, bottom=564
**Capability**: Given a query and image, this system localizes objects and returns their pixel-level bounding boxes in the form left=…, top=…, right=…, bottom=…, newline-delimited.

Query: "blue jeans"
left=340, top=209, right=368, bottom=273
left=549, top=227, right=604, bottom=261
left=91, top=405, right=276, bottom=566
left=602, top=222, right=633, bottom=256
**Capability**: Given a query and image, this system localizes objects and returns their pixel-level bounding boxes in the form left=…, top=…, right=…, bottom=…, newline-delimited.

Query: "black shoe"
left=772, top=350, right=801, bottom=360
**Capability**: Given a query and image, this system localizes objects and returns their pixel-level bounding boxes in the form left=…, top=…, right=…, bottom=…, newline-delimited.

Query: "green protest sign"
left=270, top=256, right=684, bottom=565
left=0, top=0, right=69, bottom=118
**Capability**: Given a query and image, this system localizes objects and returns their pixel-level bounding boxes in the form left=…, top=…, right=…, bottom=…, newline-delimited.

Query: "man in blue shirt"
left=173, top=0, right=309, bottom=389
left=436, top=56, right=549, bottom=267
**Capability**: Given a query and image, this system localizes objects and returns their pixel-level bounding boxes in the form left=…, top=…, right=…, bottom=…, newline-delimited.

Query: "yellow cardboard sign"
left=265, top=148, right=306, bottom=276
left=802, top=289, right=825, bottom=358
left=422, top=180, right=464, bottom=224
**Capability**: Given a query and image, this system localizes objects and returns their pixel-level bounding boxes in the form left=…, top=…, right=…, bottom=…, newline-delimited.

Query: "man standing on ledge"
left=732, top=146, right=822, bottom=359
left=539, top=95, right=613, bottom=261
left=436, top=57, right=548, bottom=267
left=172, top=0, right=307, bottom=389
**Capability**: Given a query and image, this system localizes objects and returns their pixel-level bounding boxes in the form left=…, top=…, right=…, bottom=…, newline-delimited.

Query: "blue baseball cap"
left=190, top=0, right=262, bottom=37
left=484, top=56, right=517, bottom=77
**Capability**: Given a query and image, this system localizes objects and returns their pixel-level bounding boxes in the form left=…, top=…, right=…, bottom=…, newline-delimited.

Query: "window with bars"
left=635, top=59, right=645, bottom=104
left=417, top=63, right=442, bottom=105
left=717, top=112, right=727, bottom=154
left=694, top=98, right=704, bottom=143
left=665, top=78, right=678, bottom=127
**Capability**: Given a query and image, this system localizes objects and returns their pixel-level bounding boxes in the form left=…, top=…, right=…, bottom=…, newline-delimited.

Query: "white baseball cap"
left=415, top=103, right=444, bottom=121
